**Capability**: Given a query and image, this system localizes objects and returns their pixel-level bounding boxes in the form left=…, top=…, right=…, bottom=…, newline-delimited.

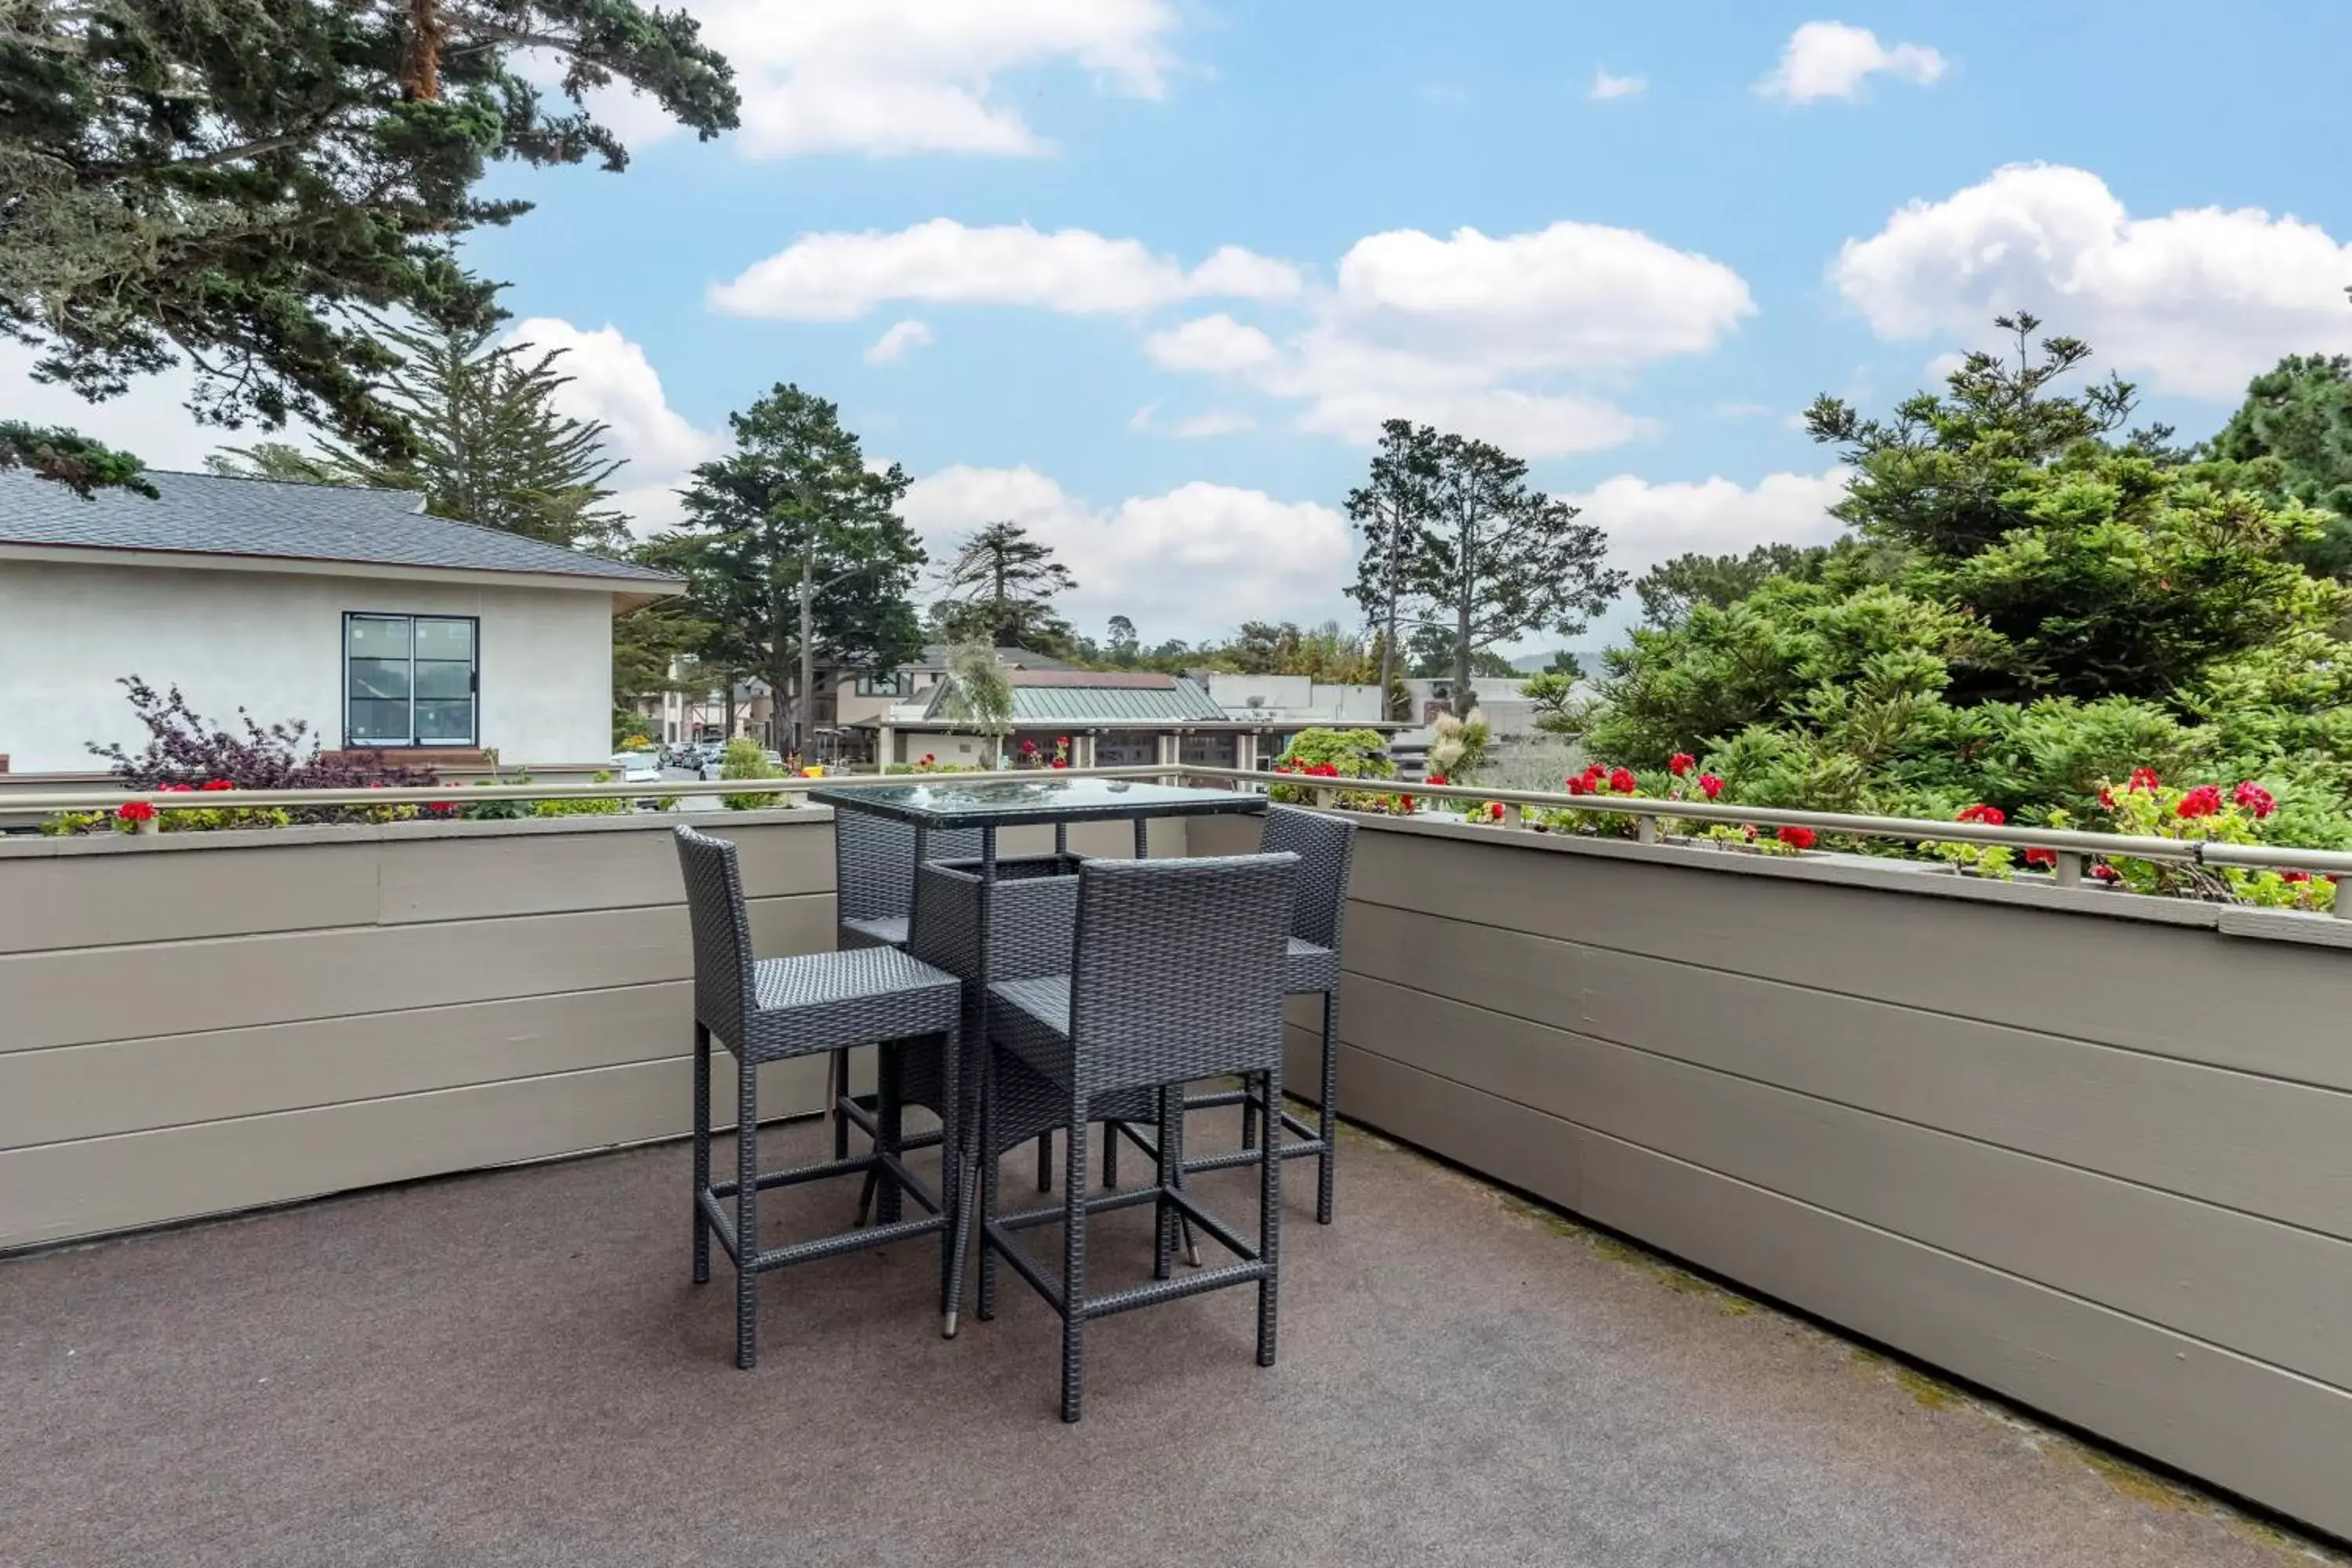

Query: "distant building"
left=859, top=668, right=1406, bottom=771
left=0, top=469, right=677, bottom=783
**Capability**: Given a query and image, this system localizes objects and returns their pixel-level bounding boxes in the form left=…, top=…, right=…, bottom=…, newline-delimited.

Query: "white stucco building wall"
left=0, top=559, right=618, bottom=774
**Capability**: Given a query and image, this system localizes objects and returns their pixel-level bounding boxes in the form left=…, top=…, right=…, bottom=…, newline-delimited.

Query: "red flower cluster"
left=1020, top=739, right=1038, bottom=755
left=1051, top=758, right=1069, bottom=769
left=1487, top=801, right=1504, bottom=821
left=2233, top=780, right=2276, bottom=818
left=1425, top=772, right=1450, bottom=786
left=1697, top=772, right=1724, bottom=800
left=2024, top=848, right=2057, bottom=869
left=2284, top=870, right=2311, bottom=884
left=1956, top=802, right=2005, bottom=826
left=1668, top=753, right=1695, bottom=777
left=1776, top=825, right=1817, bottom=850
left=117, top=800, right=156, bottom=824
left=199, top=778, right=234, bottom=793
left=1273, top=761, right=1341, bottom=779
left=2092, top=863, right=2122, bottom=883
left=2175, top=783, right=2224, bottom=819
left=920, top=752, right=936, bottom=766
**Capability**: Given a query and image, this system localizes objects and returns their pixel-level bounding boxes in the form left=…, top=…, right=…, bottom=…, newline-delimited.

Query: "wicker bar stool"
left=972, top=851, right=1298, bottom=1422
left=1191, top=806, right=1356, bottom=1221
left=674, top=825, right=963, bottom=1370
left=829, top=810, right=982, bottom=1163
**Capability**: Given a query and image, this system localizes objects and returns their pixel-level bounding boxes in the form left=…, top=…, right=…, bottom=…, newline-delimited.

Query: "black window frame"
left=854, top=669, right=913, bottom=698
left=343, top=612, right=481, bottom=750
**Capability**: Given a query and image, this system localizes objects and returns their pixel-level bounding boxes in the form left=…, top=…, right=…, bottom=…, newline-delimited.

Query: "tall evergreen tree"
left=928, top=522, right=1079, bottom=652
left=1348, top=423, right=1625, bottom=717
left=2, top=0, right=737, bottom=488
left=2205, top=353, right=2352, bottom=577
left=654, top=385, right=925, bottom=753
left=310, top=317, right=630, bottom=552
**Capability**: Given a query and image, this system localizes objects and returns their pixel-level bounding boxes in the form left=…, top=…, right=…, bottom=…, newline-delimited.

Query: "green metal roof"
left=1004, top=678, right=1225, bottom=723
left=919, top=673, right=1226, bottom=724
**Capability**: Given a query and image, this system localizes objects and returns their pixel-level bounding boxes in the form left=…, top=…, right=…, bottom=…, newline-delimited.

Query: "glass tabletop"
left=809, top=777, right=1269, bottom=829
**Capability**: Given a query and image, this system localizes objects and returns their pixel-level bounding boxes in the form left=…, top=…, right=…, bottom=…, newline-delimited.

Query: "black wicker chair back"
left=673, top=826, right=755, bottom=1045
left=834, top=809, right=984, bottom=927
left=1067, top=852, right=1297, bottom=1096
left=1263, top=804, right=1356, bottom=953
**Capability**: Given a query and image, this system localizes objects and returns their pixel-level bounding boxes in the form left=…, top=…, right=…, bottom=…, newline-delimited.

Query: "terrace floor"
left=2, top=1111, right=2336, bottom=1568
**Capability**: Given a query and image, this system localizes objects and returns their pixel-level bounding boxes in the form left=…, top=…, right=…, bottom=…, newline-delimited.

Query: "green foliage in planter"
left=720, top=739, right=786, bottom=811
left=1269, top=728, right=1396, bottom=808
left=532, top=770, right=629, bottom=817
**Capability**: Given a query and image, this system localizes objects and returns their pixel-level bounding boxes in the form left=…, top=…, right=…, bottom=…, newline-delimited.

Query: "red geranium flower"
left=199, top=779, right=234, bottom=792
left=1668, top=753, right=1694, bottom=777
left=2127, top=768, right=2161, bottom=793
left=921, top=753, right=935, bottom=764
left=2024, top=848, right=2056, bottom=869
left=1020, top=739, right=1037, bottom=754
left=1697, top=773, right=1724, bottom=800
left=2284, top=871, right=2311, bottom=884
left=1956, top=802, right=2005, bottom=826
left=2233, top=780, right=2275, bottom=818
left=159, top=782, right=193, bottom=793
left=2096, top=786, right=2115, bottom=809
left=118, top=800, right=155, bottom=823
left=1426, top=772, right=1450, bottom=786
left=2176, top=784, right=2223, bottom=819
left=1565, top=777, right=1588, bottom=796
left=1488, top=801, right=1504, bottom=820
left=1057, top=736, right=1069, bottom=746
left=1579, top=763, right=1607, bottom=785
left=1051, top=758, right=1068, bottom=769
left=2092, top=863, right=2121, bottom=883
left=1776, top=824, right=1817, bottom=850
left=1608, top=767, right=1637, bottom=793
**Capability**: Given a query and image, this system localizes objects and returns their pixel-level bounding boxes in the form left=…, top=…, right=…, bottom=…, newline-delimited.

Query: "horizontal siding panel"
left=0, top=983, right=697, bottom=1149
left=0, top=840, right=380, bottom=953
left=0, top=895, right=834, bottom=1052
left=377, top=816, right=833, bottom=923
left=0, top=1054, right=832, bottom=1251
left=1339, top=974, right=2352, bottom=1394
left=1330, top=1046, right=2352, bottom=1544
left=1350, top=827, right=2352, bottom=1092
left=1340, top=902, right=2352, bottom=1239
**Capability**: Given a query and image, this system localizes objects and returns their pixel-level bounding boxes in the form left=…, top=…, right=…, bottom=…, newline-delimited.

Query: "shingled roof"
left=0, top=469, right=679, bottom=590
left=919, top=667, right=1227, bottom=724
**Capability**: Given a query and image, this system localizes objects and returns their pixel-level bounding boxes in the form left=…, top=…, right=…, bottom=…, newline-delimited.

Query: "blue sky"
left=20, top=2, right=2352, bottom=648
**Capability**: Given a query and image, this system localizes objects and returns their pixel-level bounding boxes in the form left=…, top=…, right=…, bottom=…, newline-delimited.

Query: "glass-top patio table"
left=810, top=776, right=1269, bottom=1334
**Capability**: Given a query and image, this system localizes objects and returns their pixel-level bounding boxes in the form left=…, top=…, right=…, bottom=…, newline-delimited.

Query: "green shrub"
left=532, top=769, right=628, bottom=818
left=720, top=739, right=787, bottom=811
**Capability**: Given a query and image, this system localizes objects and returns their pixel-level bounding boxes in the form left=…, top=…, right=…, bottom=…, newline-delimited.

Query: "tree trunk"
left=1377, top=499, right=1400, bottom=722
left=402, top=0, right=446, bottom=101
left=1454, top=511, right=1477, bottom=720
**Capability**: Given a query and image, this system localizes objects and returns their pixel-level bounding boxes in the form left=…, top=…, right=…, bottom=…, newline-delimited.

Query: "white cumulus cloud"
left=900, top=465, right=1355, bottom=641
left=1832, top=163, right=2352, bottom=398
left=710, top=220, right=1303, bottom=320
left=1589, top=68, right=1646, bottom=101
left=575, top=0, right=1180, bottom=159
left=1759, top=21, right=1945, bottom=103
left=1569, top=469, right=1851, bottom=582
left=863, top=319, right=935, bottom=365
left=1156, top=220, right=1752, bottom=456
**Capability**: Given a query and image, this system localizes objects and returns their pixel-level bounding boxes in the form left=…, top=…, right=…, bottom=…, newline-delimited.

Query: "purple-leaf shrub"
left=89, top=677, right=436, bottom=793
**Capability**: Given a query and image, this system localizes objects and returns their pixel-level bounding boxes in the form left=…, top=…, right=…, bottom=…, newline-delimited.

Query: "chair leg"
left=873, top=1042, right=905, bottom=1225
left=1102, top=1120, right=1121, bottom=1190
left=691, top=1021, right=711, bottom=1286
left=1241, top=1075, right=1259, bottom=1151
left=941, top=1026, right=969, bottom=1339
left=977, top=1048, right=1000, bottom=1325
left=1036, top=1130, right=1054, bottom=1193
left=829, top=1047, right=851, bottom=1160
left=1316, top=989, right=1338, bottom=1227
left=1258, top=1058, right=1283, bottom=1370
left=1167, top=1094, right=1200, bottom=1268
left=1060, top=1098, right=1090, bottom=1424
left=735, top=1054, right=760, bottom=1371
left=1153, top=1087, right=1178, bottom=1281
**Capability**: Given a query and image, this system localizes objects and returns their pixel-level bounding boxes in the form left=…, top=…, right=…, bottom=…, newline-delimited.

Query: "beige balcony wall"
left=1192, top=809, right=2352, bottom=1541
left=0, top=807, right=1183, bottom=1253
